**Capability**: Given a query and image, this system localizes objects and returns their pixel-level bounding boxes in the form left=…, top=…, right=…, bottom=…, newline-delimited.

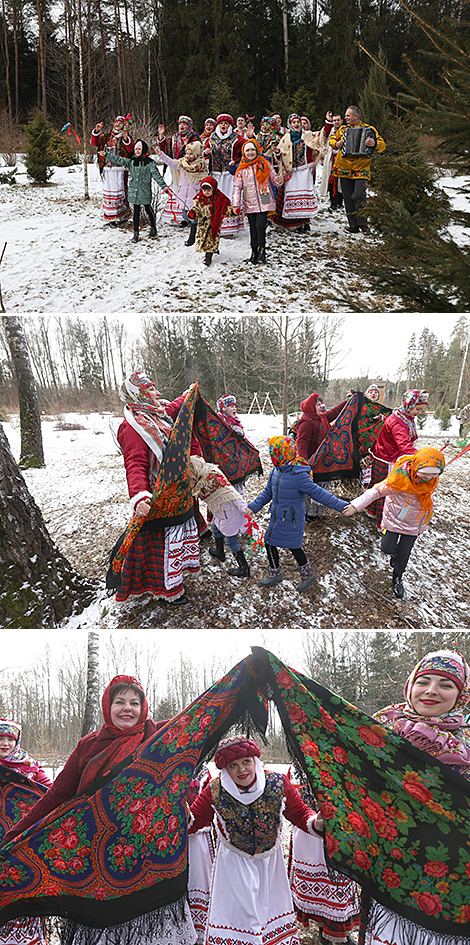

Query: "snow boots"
left=392, top=573, right=404, bottom=599
left=227, top=549, right=250, bottom=578
left=185, top=223, right=197, bottom=246
left=149, top=227, right=157, bottom=238
left=132, top=232, right=139, bottom=242
left=259, top=566, right=282, bottom=587
left=257, top=248, right=266, bottom=264
left=204, top=252, right=213, bottom=266
left=249, top=248, right=258, bottom=264
left=297, top=560, right=317, bottom=593
left=209, top=537, right=226, bottom=562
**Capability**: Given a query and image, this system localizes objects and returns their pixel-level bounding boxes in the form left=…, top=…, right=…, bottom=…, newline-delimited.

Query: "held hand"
left=135, top=497, right=151, bottom=516
left=342, top=505, right=358, bottom=516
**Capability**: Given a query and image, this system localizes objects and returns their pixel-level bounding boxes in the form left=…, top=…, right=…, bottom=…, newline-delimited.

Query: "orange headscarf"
left=385, top=447, right=445, bottom=525
left=235, top=138, right=272, bottom=188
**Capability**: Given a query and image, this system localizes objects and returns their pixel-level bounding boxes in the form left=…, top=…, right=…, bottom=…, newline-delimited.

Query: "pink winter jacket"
left=351, top=479, right=433, bottom=535
left=232, top=164, right=281, bottom=214
left=158, top=152, right=203, bottom=212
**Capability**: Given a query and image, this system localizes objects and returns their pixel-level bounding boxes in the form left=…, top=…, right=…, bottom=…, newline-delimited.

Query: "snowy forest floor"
left=1, top=158, right=405, bottom=313
left=4, top=412, right=470, bottom=630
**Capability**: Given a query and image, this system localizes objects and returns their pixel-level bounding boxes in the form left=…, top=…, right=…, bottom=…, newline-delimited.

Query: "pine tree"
left=24, top=111, right=55, bottom=183
left=359, top=47, right=392, bottom=133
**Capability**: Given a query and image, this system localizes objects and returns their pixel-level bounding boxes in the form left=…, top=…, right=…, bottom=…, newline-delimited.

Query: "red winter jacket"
left=3, top=718, right=163, bottom=844
left=296, top=401, right=346, bottom=460
left=372, top=413, right=418, bottom=463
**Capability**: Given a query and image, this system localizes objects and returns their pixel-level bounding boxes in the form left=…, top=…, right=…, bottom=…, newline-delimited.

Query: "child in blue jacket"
left=248, top=436, right=348, bottom=592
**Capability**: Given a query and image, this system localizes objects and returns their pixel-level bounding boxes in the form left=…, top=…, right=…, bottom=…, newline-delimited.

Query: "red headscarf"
left=300, top=392, right=330, bottom=436
left=77, top=675, right=151, bottom=793
left=195, top=176, right=230, bottom=241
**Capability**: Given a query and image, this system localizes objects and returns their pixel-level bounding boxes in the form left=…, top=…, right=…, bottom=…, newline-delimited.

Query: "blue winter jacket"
left=248, top=465, right=348, bottom=548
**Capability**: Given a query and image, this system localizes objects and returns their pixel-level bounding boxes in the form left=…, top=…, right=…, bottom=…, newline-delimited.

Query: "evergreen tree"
left=359, top=46, right=392, bottom=133
left=24, top=111, right=54, bottom=183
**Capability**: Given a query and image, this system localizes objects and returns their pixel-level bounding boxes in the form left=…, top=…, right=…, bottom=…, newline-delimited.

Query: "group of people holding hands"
left=90, top=106, right=386, bottom=264
left=112, top=371, right=444, bottom=605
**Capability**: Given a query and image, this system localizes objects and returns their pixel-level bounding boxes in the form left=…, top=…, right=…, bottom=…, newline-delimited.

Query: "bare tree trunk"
left=3, top=316, right=44, bottom=468
left=282, top=0, right=289, bottom=90
left=1, top=0, right=13, bottom=124
left=77, top=0, right=89, bottom=199
left=36, top=0, right=47, bottom=112
left=12, top=2, right=19, bottom=122
left=81, top=632, right=100, bottom=735
left=0, top=424, right=95, bottom=628
left=282, top=316, right=288, bottom=434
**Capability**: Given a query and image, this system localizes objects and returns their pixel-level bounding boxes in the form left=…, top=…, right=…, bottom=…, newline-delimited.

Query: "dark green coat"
left=105, top=151, right=166, bottom=205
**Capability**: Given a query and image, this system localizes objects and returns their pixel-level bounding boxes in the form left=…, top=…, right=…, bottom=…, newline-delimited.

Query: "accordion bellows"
left=342, top=125, right=376, bottom=157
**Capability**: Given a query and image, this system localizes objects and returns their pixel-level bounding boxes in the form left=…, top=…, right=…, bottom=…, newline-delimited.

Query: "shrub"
left=48, top=131, right=79, bottom=167
left=25, top=112, right=54, bottom=183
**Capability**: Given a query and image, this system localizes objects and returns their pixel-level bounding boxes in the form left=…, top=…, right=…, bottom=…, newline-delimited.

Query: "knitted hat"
left=216, top=114, right=234, bottom=127
left=402, top=389, right=429, bottom=410
left=0, top=720, right=20, bottom=741
left=214, top=736, right=261, bottom=769
left=217, top=395, right=237, bottom=414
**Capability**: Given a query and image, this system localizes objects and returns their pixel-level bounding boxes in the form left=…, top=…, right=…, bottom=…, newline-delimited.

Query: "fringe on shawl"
left=363, top=899, right=470, bottom=945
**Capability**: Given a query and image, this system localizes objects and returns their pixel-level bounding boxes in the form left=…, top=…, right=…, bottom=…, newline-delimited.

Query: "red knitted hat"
left=214, top=736, right=261, bottom=769
left=216, top=114, right=234, bottom=127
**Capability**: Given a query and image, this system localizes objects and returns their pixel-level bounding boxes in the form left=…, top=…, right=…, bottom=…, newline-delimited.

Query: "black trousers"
left=265, top=541, right=307, bottom=569
left=133, top=204, right=156, bottom=231
left=247, top=212, right=268, bottom=250
left=380, top=530, right=417, bottom=577
left=341, top=178, right=367, bottom=230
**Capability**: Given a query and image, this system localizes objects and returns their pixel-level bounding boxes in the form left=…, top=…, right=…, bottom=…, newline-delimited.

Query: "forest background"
left=0, top=315, right=469, bottom=418
left=2, top=630, right=469, bottom=768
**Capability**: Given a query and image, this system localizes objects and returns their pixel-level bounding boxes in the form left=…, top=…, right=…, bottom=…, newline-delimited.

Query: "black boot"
left=149, top=227, right=157, bottom=238
left=227, top=549, right=250, bottom=578
left=132, top=231, right=139, bottom=243
left=257, top=247, right=266, bottom=264
left=392, top=572, right=404, bottom=599
left=249, top=247, right=258, bottom=264
left=204, top=252, right=213, bottom=266
left=209, top=537, right=226, bottom=562
left=185, top=223, right=197, bottom=246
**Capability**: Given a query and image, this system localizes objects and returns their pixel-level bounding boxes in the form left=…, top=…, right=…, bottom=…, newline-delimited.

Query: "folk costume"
left=105, top=141, right=166, bottom=241
left=350, top=447, right=445, bottom=597
left=2, top=678, right=196, bottom=945
left=216, top=395, right=245, bottom=437
left=295, top=393, right=347, bottom=519
left=158, top=142, right=207, bottom=228
left=366, top=389, right=428, bottom=527
left=232, top=140, right=282, bottom=263
left=188, top=737, right=317, bottom=945
left=207, top=115, right=245, bottom=237
left=328, top=118, right=385, bottom=232
left=256, top=117, right=282, bottom=161
left=187, top=176, right=239, bottom=264
left=0, top=720, right=51, bottom=945
left=287, top=767, right=359, bottom=945
left=361, top=651, right=470, bottom=945
left=272, top=113, right=327, bottom=230
left=90, top=116, right=134, bottom=225
left=191, top=456, right=250, bottom=577
left=187, top=767, right=214, bottom=945
left=248, top=436, right=348, bottom=590
left=157, top=116, right=201, bottom=223
left=116, top=371, right=200, bottom=603
left=319, top=124, right=343, bottom=211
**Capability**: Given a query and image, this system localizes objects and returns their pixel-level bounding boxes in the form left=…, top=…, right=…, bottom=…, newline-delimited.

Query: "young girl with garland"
left=248, top=435, right=348, bottom=591
left=188, top=736, right=319, bottom=945
left=190, top=456, right=252, bottom=579
left=104, top=140, right=167, bottom=242
left=344, top=446, right=445, bottom=599
left=0, top=720, right=52, bottom=945
left=359, top=649, right=470, bottom=945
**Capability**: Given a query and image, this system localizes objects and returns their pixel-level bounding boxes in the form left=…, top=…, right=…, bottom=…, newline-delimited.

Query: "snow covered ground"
left=1, top=156, right=398, bottom=313
left=4, top=410, right=469, bottom=630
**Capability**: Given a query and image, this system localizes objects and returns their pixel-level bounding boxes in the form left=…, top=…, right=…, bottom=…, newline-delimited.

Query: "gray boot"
left=297, top=561, right=317, bottom=592
left=259, top=566, right=282, bottom=587
left=209, top=537, right=225, bottom=562
left=227, top=549, right=250, bottom=578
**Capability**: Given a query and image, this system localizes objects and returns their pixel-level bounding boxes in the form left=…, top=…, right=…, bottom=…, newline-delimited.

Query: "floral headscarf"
left=0, top=719, right=42, bottom=778
left=268, top=435, right=310, bottom=467
left=375, top=651, right=470, bottom=776
left=402, top=389, right=429, bottom=411
left=119, top=370, right=173, bottom=466
left=385, top=447, right=445, bottom=525
left=234, top=139, right=272, bottom=187
left=301, top=116, right=311, bottom=130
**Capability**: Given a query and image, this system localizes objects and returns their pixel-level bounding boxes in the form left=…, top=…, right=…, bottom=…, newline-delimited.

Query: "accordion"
left=342, top=126, right=376, bottom=158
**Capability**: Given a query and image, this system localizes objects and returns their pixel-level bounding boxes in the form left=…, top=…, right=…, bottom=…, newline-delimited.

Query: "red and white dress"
left=189, top=761, right=316, bottom=945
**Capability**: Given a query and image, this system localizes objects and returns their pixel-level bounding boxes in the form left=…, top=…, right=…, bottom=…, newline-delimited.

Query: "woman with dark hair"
left=104, top=140, right=166, bottom=242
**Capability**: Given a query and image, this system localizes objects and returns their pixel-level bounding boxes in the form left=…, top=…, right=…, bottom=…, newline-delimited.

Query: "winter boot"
left=209, top=537, right=226, bottom=562
left=389, top=553, right=397, bottom=568
left=249, top=247, right=258, bottom=264
left=204, top=252, right=213, bottom=266
left=227, top=549, right=250, bottom=578
left=149, top=227, right=157, bottom=238
left=392, top=573, right=404, bottom=599
left=185, top=223, right=197, bottom=246
left=132, top=231, right=139, bottom=243
left=259, top=566, right=283, bottom=587
left=257, top=247, right=266, bottom=264
left=297, top=560, right=317, bottom=593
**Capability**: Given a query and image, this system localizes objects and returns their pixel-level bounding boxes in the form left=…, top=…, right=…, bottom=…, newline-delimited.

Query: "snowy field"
left=1, top=156, right=400, bottom=313
left=4, top=410, right=470, bottom=630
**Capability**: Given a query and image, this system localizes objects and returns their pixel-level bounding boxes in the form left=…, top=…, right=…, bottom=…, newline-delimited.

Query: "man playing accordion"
left=328, top=104, right=385, bottom=233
